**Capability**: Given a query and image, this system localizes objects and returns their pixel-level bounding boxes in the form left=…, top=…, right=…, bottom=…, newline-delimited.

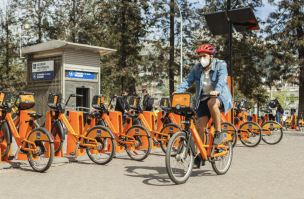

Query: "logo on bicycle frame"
left=224, top=125, right=228, bottom=129
left=97, top=130, right=101, bottom=136
left=270, top=123, right=273, bottom=127
left=36, top=132, right=41, bottom=139
left=224, top=133, right=227, bottom=141
left=170, top=127, right=173, bottom=132
left=135, top=129, right=139, bottom=134
left=249, top=124, right=252, bottom=129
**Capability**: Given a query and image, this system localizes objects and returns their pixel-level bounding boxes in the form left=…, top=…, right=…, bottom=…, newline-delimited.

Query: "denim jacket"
left=176, top=58, right=233, bottom=115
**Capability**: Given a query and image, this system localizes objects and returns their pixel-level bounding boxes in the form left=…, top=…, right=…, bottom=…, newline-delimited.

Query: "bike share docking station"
left=21, top=40, right=116, bottom=158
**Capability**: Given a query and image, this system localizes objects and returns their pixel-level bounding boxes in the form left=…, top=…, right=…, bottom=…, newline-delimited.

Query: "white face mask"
left=200, top=58, right=210, bottom=68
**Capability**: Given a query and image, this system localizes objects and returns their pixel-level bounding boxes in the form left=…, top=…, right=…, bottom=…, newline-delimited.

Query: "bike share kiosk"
left=21, top=40, right=116, bottom=157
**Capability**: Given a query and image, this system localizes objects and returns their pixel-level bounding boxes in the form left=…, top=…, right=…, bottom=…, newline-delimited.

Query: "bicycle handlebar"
left=18, top=91, right=34, bottom=96
left=201, top=93, right=220, bottom=97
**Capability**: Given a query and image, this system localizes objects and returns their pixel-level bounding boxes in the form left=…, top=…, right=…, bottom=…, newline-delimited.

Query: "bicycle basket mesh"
left=92, top=95, right=104, bottom=110
left=48, top=93, right=61, bottom=109
left=17, top=94, right=35, bottom=110
left=129, top=96, right=140, bottom=110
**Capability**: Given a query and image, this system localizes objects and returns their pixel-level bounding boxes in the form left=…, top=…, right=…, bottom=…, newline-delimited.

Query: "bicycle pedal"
left=7, top=155, right=15, bottom=160
left=152, top=137, right=160, bottom=145
left=69, top=152, right=76, bottom=156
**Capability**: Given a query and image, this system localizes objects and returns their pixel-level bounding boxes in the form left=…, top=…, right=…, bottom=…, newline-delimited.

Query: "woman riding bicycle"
left=174, top=44, right=233, bottom=168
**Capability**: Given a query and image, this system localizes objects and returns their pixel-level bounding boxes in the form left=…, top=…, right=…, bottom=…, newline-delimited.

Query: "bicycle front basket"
left=129, top=96, right=140, bottom=110
left=17, top=93, right=35, bottom=110
left=171, top=93, right=195, bottom=114
left=92, top=95, right=104, bottom=110
left=0, top=91, right=12, bottom=108
left=48, top=93, right=61, bottom=109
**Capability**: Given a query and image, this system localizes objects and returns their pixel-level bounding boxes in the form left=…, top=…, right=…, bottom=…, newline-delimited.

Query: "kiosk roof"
left=22, top=40, right=116, bottom=56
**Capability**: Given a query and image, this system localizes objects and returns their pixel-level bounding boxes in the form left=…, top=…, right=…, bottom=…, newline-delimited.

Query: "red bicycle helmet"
left=196, top=44, right=215, bottom=55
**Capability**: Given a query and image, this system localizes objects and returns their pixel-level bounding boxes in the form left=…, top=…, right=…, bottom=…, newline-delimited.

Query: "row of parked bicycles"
left=0, top=91, right=284, bottom=184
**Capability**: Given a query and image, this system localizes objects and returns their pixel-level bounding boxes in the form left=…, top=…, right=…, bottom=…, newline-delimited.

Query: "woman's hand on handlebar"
left=210, top=91, right=219, bottom=98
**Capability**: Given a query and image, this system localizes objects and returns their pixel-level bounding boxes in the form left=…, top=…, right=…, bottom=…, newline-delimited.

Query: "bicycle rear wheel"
left=159, top=124, right=182, bottom=154
left=261, top=122, right=283, bottom=145
left=221, top=122, right=238, bottom=148
left=125, top=125, right=151, bottom=161
left=27, top=128, right=54, bottom=172
left=239, top=129, right=262, bottom=147
left=85, top=126, right=116, bottom=165
left=211, top=139, right=233, bottom=175
left=0, top=122, right=11, bottom=159
left=166, top=131, right=194, bottom=184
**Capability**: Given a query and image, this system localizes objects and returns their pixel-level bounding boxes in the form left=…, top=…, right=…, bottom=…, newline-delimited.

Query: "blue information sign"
left=68, top=71, right=95, bottom=80
left=32, top=61, right=54, bottom=80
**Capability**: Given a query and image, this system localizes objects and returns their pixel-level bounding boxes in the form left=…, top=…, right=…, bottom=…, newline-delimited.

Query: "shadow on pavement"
left=124, top=166, right=213, bottom=186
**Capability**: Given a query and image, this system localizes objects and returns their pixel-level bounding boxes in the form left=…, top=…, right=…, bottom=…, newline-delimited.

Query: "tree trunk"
left=72, top=0, right=76, bottom=43
left=294, top=0, right=304, bottom=115
left=5, top=20, right=9, bottom=90
left=169, top=0, right=175, bottom=95
left=121, top=0, right=127, bottom=92
left=38, top=0, right=42, bottom=43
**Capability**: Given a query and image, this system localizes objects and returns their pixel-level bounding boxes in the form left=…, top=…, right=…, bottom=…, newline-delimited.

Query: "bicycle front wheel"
left=166, top=131, right=194, bottom=184
left=27, top=128, right=54, bottom=172
left=85, top=126, right=116, bottom=165
left=0, top=122, right=11, bottom=159
left=125, top=125, right=151, bottom=161
left=159, top=124, right=182, bottom=154
left=211, top=140, right=233, bottom=175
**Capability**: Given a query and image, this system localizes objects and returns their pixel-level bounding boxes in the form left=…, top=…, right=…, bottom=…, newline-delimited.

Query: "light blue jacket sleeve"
left=176, top=67, right=196, bottom=93
left=214, top=62, right=228, bottom=93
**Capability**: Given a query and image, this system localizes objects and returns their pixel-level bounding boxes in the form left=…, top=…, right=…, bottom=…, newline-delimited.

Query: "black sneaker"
left=213, top=131, right=223, bottom=145
left=193, top=154, right=202, bottom=169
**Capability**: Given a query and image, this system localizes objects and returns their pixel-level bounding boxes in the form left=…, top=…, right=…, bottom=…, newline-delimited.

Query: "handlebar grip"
left=19, top=91, right=34, bottom=95
left=70, top=94, right=83, bottom=97
left=201, top=93, right=220, bottom=97
left=50, top=93, right=61, bottom=96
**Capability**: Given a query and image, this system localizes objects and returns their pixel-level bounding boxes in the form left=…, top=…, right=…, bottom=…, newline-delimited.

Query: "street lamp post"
left=13, top=23, right=29, bottom=59
left=174, top=0, right=183, bottom=83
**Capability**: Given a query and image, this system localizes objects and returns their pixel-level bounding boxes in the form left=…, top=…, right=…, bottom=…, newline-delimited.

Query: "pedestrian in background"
left=267, top=97, right=276, bottom=121
left=142, top=89, right=153, bottom=111
left=274, top=99, right=283, bottom=124
left=115, top=91, right=130, bottom=124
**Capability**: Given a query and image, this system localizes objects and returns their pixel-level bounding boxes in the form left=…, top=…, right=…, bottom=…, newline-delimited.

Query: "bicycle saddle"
left=126, top=112, right=139, bottom=117
left=28, top=113, right=43, bottom=118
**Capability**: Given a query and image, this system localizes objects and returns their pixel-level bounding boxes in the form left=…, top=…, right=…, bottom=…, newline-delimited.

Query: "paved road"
left=0, top=130, right=304, bottom=199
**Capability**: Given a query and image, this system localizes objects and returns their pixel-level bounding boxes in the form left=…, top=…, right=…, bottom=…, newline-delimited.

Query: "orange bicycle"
left=257, top=109, right=283, bottom=145
left=0, top=91, right=54, bottom=172
left=46, top=93, right=116, bottom=165
left=297, top=110, right=304, bottom=131
left=165, top=93, right=233, bottom=184
left=94, top=95, right=152, bottom=161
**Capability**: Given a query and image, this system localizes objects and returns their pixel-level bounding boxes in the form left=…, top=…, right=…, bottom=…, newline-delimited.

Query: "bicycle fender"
left=91, top=125, right=116, bottom=139
left=239, top=121, right=261, bottom=131
left=0, top=122, right=12, bottom=145
left=27, top=128, right=55, bottom=143
left=54, top=121, right=65, bottom=141
left=261, top=121, right=282, bottom=129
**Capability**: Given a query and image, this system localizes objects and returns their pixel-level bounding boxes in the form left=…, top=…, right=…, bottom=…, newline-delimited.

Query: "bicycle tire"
left=239, top=122, right=262, bottom=147
left=51, top=120, right=64, bottom=154
left=85, top=125, right=116, bottom=165
left=0, top=122, right=11, bottom=159
left=125, top=125, right=151, bottom=161
left=27, top=128, right=54, bottom=172
left=211, top=139, right=233, bottom=175
left=159, top=124, right=182, bottom=154
left=261, top=121, right=283, bottom=145
left=221, top=122, right=238, bottom=148
left=165, top=131, right=194, bottom=184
